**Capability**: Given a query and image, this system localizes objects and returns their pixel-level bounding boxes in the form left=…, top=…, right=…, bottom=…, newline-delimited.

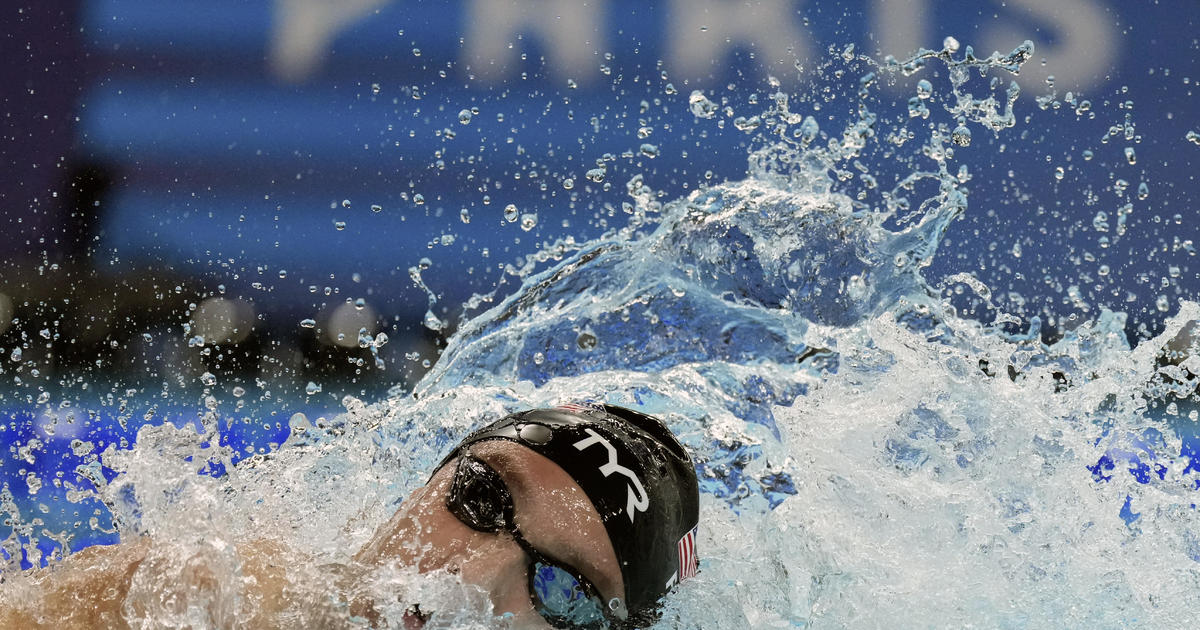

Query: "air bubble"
left=504, top=204, right=519, bottom=222
left=201, top=372, right=217, bottom=386
left=562, top=178, right=575, bottom=190
left=520, top=213, right=538, bottom=231
left=458, top=109, right=473, bottom=125
left=305, top=382, right=322, bottom=395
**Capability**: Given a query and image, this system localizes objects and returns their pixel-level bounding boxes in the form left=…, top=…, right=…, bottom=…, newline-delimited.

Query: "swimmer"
left=0, top=403, right=700, bottom=629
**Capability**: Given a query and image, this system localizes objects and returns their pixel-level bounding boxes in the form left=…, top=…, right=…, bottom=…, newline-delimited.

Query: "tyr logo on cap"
left=572, top=427, right=649, bottom=523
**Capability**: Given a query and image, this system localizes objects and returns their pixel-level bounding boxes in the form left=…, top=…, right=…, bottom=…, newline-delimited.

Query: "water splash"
left=4, top=39, right=1200, bottom=628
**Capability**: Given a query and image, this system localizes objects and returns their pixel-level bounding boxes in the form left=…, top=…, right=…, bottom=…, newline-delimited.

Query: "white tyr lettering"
left=573, top=428, right=650, bottom=523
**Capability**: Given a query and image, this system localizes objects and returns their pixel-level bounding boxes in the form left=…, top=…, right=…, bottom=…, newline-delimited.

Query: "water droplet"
left=39, top=328, right=51, bottom=339
left=37, top=391, right=50, bottom=404
left=1124, top=147, right=1137, bottom=165
left=371, top=83, right=380, bottom=95
left=1082, top=149, right=1094, bottom=161
left=562, top=178, right=575, bottom=190
left=201, top=372, right=217, bottom=386
left=1054, top=166, right=1065, bottom=181
left=458, top=109, right=473, bottom=125
left=639, top=143, right=659, bottom=158
left=142, top=332, right=153, bottom=342
left=504, top=204, right=519, bottom=222
left=688, top=90, right=718, bottom=119
left=585, top=167, right=606, bottom=183
left=733, top=116, right=761, bottom=132
left=305, top=381, right=322, bottom=395
left=943, top=36, right=960, bottom=53
left=916, top=79, right=933, bottom=100
left=289, top=412, right=311, bottom=431
left=418, top=257, right=432, bottom=270
left=371, top=204, right=382, bottom=213
left=1187, top=130, right=1200, bottom=146
left=300, top=318, right=316, bottom=328
left=1156, top=295, right=1171, bottom=312
left=423, top=310, right=445, bottom=332
left=576, top=332, right=598, bottom=350
left=520, top=213, right=538, bottom=232
left=278, top=269, right=287, bottom=279
left=334, top=220, right=347, bottom=231
left=951, top=124, right=972, bottom=147
left=342, top=199, right=352, bottom=208
left=1137, top=182, right=1149, bottom=200
left=460, top=208, right=471, bottom=223
left=10, top=347, right=22, bottom=361
left=533, top=351, right=545, bottom=365
left=414, top=194, right=425, bottom=205
left=566, top=78, right=578, bottom=89
left=232, top=386, right=246, bottom=397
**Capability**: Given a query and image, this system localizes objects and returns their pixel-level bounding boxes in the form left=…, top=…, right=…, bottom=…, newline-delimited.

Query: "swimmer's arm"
left=0, top=538, right=295, bottom=629
left=0, top=538, right=149, bottom=629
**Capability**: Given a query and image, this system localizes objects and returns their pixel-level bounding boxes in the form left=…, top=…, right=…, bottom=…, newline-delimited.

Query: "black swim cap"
left=436, top=403, right=700, bottom=626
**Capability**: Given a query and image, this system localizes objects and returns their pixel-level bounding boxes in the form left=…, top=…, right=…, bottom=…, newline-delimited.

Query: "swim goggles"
left=446, top=452, right=630, bottom=629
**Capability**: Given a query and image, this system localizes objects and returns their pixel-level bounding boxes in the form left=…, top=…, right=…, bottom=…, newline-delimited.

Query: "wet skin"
left=0, top=440, right=624, bottom=629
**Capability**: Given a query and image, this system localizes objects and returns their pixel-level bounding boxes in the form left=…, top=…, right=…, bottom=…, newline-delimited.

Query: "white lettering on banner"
left=872, top=0, right=1116, bottom=92
left=573, top=428, right=650, bottom=523
left=465, top=0, right=605, bottom=83
left=667, top=0, right=813, bottom=84
left=270, top=0, right=389, bottom=82
left=980, top=0, right=1117, bottom=91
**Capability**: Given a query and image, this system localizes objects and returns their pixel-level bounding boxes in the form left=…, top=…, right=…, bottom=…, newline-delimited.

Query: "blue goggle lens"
left=530, top=561, right=610, bottom=628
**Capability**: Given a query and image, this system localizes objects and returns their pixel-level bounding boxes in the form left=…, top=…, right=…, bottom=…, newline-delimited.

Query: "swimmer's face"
left=355, top=440, right=625, bottom=628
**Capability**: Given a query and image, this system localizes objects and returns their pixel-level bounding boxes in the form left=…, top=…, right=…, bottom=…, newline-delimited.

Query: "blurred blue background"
left=1, top=0, right=1198, bottom=561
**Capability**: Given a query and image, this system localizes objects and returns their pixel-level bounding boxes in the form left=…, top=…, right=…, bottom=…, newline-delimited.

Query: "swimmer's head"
left=438, top=403, right=700, bottom=627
